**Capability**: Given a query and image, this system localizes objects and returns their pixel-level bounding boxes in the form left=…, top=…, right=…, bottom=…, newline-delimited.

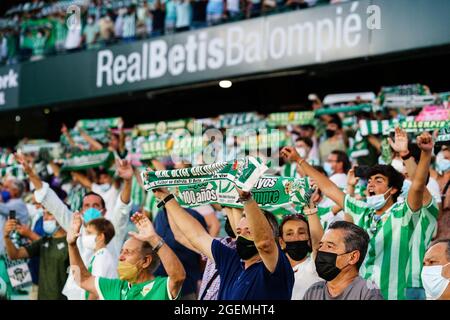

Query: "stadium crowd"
left=0, top=86, right=449, bottom=301
left=0, top=0, right=350, bottom=64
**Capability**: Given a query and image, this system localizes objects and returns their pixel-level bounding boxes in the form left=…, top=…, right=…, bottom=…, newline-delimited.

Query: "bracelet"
left=304, top=207, right=318, bottom=216
left=297, top=159, right=306, bottom=167
left=401, top=152, right=411, bottom=161
left=157, top=194, right=175, bottom=208
left=152, top=237, right=165, bottom=253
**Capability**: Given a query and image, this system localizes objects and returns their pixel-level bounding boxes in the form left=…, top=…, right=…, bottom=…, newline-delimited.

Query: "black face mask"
left=315, top=250, right=348, bottom=281
left=326, top=129, right=336, bottom=138
left=236, top=236, right=258, bottom=260
left=284, top=240, right=311, bottom=261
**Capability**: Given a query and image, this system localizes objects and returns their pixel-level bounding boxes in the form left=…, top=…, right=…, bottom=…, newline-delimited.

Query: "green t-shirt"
left=24, top=236, right=69, bottom=300
left=344, top=195, right=425, bottom=300
left=95, top=276, right=175, bottom=300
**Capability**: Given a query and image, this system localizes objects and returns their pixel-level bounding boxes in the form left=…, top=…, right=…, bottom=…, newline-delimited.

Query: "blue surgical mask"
left=43, top=220, right=59, bottom=235
left=366, top=188, right=392, bottom=210
left=1, top=190, right=11, bottom=203
left=436, top=158, right=450, bottom=174
left=99, top=183, right=111, bottom=193
left=323, top=162, right=334, bottom=176
left=401, top=180, right=412, bottom=197
left=83, top=208, right=102, bottom=223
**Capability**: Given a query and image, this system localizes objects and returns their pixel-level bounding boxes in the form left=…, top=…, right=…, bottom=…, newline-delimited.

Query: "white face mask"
left=296, top=147, right=308, bottom=159
left=323, top=162, right=334, bottom=176
left=82, top=234, right=97, bottom=251
left=43, top=220, right=58, bottom=235
left=366, top=188, right=392, bottom=210
left=421, top=264, right=450, bottom=300
left=99, top=183, right=111, bottom=193
left=391, top=158, right=405, bottom=174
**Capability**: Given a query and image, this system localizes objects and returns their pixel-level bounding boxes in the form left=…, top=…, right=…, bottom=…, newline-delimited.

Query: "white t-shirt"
left=427, top=177, right=442, bottom=204
left=330, top=173, right=348, bottom=190
left=91, top=183, right=120, bottom=220
left=65, top=25, right=81, bottom=49
left=291, top=256, right=322, bottom=300
left=84, top=247, right=117, bottom=299
left=176, top=1, right=191, bottom=28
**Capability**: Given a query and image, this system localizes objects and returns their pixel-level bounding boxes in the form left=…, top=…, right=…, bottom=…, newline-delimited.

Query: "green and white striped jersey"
left=281, top=162, right=301, bottom=178
left=131, top=174, right=145, bottom=208
left=344, top=195, right=428, bottom=300
left=406, top=201, right=438, bottom=289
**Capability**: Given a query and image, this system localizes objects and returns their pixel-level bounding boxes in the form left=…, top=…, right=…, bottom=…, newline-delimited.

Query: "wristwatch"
left=157, top=194, right=175, bottom=208
left=152, top=237, right=165, bottom=253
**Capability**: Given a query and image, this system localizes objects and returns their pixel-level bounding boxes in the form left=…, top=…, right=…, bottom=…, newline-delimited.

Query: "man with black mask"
left=278, top=187, right=324, bottom=299
left=319, top=116, right=347, bottom=164
left=151, top=185, right=294, bottom=300
left=304, top=221, right=383, bottom=300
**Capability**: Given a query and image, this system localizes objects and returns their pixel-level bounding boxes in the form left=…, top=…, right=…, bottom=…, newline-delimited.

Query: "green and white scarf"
left=390, top=120, right=449, bottom=133
left=60, top=150, right=114, bottom=172
left=217, top=112, right=261, bottom=129
left=0, top=166, right=25, bottom=180
left=142, top=157, right=268, bottom=193
left=173, top=176, right=311, bottom=212
left=76, top=117, right=123, bottom=130
left=267, top=111, right=315, bottom=127
left=315, top=104, right=373, bottom=116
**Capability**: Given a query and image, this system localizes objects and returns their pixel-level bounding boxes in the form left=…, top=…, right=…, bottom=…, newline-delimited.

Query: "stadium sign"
left=0, top=66, right=19, bottom=110
left=11, top=0, right=450, bottom=109
left=96, top=1, right=369, bottom=88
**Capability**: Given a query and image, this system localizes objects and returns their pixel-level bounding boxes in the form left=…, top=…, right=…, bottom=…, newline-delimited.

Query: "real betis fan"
left=281, top=131, right=437, bottom=300
left=66, top=212, right=185, bottom=300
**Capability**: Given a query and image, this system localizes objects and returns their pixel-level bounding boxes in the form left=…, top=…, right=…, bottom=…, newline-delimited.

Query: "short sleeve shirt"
left=303, top=276, right=384, bottom=300
left=211, top=239, right=294, bottom=300
left=95, top=276, right=175, bottom=300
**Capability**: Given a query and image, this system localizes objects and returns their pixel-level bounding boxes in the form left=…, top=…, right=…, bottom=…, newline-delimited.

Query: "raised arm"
left=78, top=127, right=103, bottom=151
left=71, top=171, right=93, bottom=190
left=304, top=188, right=324, bottom=258
left=61, top=124, right=77, bottom=149
left=110, top=159, right=133, bottom=246
left=67, top=212, right=97, bottom=295
left=3, top=219, right=30, bottom=259
left=165, top=203, right=201, bottom=254
left=407, top=132, right=434, bottom=212
left=281, top=146, right=346, bottom=209
left=15, top=153, right=73, bottom=231
left=129, top=213, right=185, bottom=299
left=238, top=189, right=279, bottom=273
left=388, top=127, right=433, bottom=208
left=152, top=187, right=214, bottom=261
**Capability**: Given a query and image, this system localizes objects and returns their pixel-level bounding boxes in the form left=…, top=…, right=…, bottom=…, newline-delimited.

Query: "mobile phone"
left=9, top=210, right=16, bottom=220
left=354, top=165, right=370, bottom=179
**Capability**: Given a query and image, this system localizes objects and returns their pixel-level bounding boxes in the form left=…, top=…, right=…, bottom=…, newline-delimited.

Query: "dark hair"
left=429, top=239, right=450, bottom=261
left=330, top=150, right=351, bottom=173
left=87, top=218, right=115, bottom=245
left=300, top=124, right=315, bottom=131
left=313, top=165, right=328, bottom=176
left=367, top=165, right=405, bottom=202
left=328, top=221, right=369, bottom=270
left=295, top=137, right=313, bottom=149
left=262, top=211, right=279, bottom=238
left=328, top=115, right=342, bottom=129
left=141, top=241, right=160, bottom=274
left=83, top=191, right=106, bottom=210
left=279, top=214, right=310, bottom=241
left=224, top=216, right=236, bottom=238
